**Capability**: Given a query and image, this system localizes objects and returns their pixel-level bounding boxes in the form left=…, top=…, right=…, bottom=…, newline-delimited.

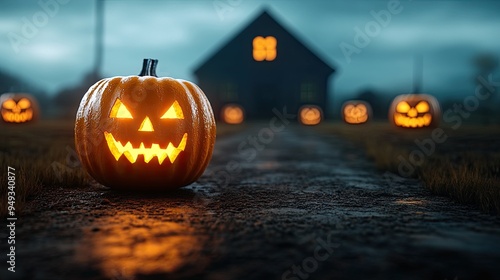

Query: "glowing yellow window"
left=253, top=36, right=277, bottom=61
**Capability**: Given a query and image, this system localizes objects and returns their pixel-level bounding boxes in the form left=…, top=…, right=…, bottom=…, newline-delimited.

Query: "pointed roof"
left=194, top=9, right=335, bottom=76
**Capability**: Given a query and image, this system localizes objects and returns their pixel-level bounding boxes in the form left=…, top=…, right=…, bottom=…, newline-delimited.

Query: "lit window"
left=300, top=83, right=317, bottom=102
left=253, top=36, right=277, bottom=61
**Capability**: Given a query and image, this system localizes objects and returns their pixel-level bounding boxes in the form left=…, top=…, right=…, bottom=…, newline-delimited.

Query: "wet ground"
left=2, top=123, right=500, bottom=280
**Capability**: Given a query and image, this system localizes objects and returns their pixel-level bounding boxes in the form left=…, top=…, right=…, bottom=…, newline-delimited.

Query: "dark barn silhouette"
left=194, top=9, right=336, bottom=120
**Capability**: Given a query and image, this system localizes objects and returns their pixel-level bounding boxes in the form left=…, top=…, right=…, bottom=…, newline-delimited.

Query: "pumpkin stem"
left=139, top=58, right=158, bottom=77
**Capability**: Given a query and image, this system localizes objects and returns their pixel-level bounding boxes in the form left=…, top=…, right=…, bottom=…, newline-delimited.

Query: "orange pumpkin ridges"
left=298, top=105, right=322, bottom=126
left=75, top=58, right=216, bottom=191
left=221, top=104, right=244, bottom=124
left=0, top=93, right=40, bottom=124
left=342, top=100, right=372, bottom=125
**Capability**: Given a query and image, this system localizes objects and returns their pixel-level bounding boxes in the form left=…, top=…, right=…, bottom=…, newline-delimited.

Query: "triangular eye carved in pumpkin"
left=161, top=100, right=184, bottom=119
left=396, top=101, right=411, bottom=113
left=17, top=98, right=31, bottom=109
left=2, top=99, right=16, bottom=109
left=415, top=101, right=430, bottom=113
left=110, top=99, right=133, bottom=119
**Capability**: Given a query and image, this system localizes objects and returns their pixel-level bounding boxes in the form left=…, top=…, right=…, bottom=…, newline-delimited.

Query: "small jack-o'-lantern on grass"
left=298, top=105, right=322, bottom=126
left=0, top=93, right=39, bottom=124
left=221, top=104, right=244, bottom=124
left=342, top=100, right=371, bottom=124
left=75, top=59, right=216, bottom=191
left=389, top=94, right=440, bottom=128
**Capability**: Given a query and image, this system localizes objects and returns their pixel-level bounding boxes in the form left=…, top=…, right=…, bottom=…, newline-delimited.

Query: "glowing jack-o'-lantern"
left=253, top=36, right=277, bottom=61
left=75, top=59, right=216, bottom=191
left=221, top=104, right=244, bottom=124
left=299, top=105, right=322, bottom=126
left=342, top=100, right=371, bottom=124
left=389, top=94, right=440, bottom=128
left=0, top=93, right=39, bottom=124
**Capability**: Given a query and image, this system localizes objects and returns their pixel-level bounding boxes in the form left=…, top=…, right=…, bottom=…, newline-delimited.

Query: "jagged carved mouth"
left=1, top=109, right=33, bottom=123
left=394, top=113, right=432, bottom=128
left=104, top=132, right=188, bottom=164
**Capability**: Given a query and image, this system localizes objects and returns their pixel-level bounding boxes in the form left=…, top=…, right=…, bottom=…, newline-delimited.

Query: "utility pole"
left=94, top=0, right=104, bottom=77
left=413, top=54, right=423, bottom=93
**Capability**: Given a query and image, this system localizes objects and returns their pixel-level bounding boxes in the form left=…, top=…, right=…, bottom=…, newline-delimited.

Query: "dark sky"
left=1, top=0, right=499, bottom=101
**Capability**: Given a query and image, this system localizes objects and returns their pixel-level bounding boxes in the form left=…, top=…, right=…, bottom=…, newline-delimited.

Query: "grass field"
left=323, top=122, right=500, bottom=214
left=0, top=120, right=243, bottom=217
left=1, top=120, right=499, bottom=217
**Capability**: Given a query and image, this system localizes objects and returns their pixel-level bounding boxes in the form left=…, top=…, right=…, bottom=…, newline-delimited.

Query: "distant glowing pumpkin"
left=299, top=105, right=322, bottom=126
left=221, top=104, right=244, bottom=124
left=75, top=59, right=216, bottom=191
left=0, top=93, right=39, bottom=124
left=389, top=94, right=440, bottom=128
left=342, top=100, right=371, bottom=124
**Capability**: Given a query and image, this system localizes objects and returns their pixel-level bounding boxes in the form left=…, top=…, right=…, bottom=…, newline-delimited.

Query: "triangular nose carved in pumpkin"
left=138, top=116, right=154, bottom=132
left=407, top=108, right=418, bottom=117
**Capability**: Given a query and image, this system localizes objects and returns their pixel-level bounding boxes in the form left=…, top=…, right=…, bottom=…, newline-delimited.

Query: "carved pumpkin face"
left=221, top=104, right=244, bottom=124
left=0, top=93, right=38, bottom=123
left=342, top=101, right=371, bottom=124
left=75, top=59, right=216, bottom=191
left=104, top=98, right=187, bottom=165
left=389, top=94, right=440, bottom=128
left=299, top=105, right=322, bottom=126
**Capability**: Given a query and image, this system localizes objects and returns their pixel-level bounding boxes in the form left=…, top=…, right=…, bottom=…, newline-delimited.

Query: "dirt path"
left=2, top=124, right=500, bottom=280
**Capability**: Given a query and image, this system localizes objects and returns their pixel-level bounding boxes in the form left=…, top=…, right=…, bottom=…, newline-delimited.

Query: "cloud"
left=0, top=0, right=498, bottom=99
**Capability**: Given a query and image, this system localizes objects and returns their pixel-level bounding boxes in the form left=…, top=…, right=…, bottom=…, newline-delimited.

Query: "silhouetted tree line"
left=0, top=70, right=100, bottom=119
left=1, top=53, right=498, bottom=123
left=335, top=86, right=500, bottom=123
